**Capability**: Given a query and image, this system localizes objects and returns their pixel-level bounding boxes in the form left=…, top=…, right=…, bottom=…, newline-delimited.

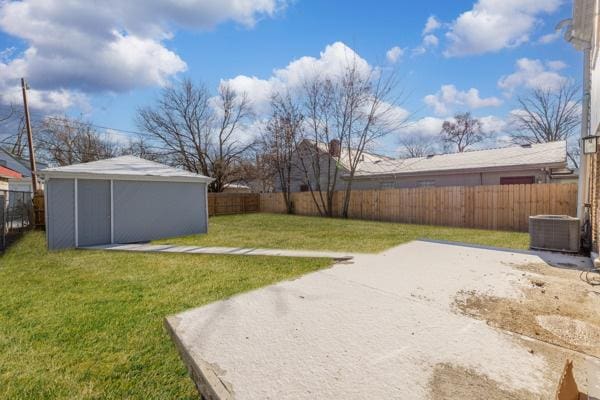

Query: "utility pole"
left=21, top=77, right=38, bottom=193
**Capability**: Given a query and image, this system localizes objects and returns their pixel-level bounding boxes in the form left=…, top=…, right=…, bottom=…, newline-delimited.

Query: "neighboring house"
left=286, top=140, right=571, bottom=192
left=0, top=165, right=23, bottom=191
left=0, top=148, right=46, bottom=192
left=285, top=139, right=393, bottom=192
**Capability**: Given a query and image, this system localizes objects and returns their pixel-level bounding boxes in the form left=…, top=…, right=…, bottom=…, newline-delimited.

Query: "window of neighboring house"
left=299, top=184, right=309, bottom=192
left=416, top=180, right=435, bottom=187
left=500, top=176, right=535, bottom=185
left=380, top=181, right=396, bottom=189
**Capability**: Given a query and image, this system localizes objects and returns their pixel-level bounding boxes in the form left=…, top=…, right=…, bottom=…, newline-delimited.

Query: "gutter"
left=576, top=42, right=592, bottom=219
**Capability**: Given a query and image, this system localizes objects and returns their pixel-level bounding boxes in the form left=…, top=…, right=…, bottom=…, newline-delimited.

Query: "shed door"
left=78, top=179, right=111, bottom=246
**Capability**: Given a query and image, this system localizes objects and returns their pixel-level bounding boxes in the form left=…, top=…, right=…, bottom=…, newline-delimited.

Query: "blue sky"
left=0, top=0, right=581, bottom=154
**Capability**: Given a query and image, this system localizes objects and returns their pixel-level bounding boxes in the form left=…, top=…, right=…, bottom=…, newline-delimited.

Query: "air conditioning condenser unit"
left=529, top=215, right=580, bottom=253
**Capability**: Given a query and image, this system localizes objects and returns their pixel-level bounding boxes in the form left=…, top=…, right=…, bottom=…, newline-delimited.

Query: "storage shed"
left=39, top=156, right=213, bottom=250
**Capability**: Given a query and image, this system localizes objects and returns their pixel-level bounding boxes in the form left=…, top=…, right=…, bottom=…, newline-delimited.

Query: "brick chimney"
left=328, top=139, right=341, bottom=157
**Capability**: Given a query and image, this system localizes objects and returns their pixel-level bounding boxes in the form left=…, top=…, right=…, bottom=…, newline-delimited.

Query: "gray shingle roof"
left=39, top=155, right=213, bottom=183
left=352, top=141, right=567, bottom=177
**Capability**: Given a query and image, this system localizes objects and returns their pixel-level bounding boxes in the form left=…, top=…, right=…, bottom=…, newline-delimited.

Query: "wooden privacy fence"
left=260, top=183, right=578, bottom=232
left=208, top=193, right=260, bottom=216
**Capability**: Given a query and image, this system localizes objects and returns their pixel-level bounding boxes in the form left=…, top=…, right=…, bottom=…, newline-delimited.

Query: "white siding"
left=592, top=50, right=600, bottom=136
left=113, top=181, right=207, bottom=244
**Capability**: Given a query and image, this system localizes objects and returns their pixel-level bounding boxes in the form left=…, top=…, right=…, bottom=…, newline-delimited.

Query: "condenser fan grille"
left=529, top=215, right=580, bottom=253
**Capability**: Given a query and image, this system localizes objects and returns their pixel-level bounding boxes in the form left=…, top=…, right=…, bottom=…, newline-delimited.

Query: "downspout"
left=577, top=43, right=592, bottom=219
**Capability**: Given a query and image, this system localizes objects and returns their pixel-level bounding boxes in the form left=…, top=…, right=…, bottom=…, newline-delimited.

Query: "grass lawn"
left=156, top=213, right=530, bottom=253
left=0, top=232, right=331, bottom=399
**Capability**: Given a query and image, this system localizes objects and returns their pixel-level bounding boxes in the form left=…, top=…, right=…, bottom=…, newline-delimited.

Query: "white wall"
left=345, top=168, right=550, bottom=190
left=592, top=50, right=600, bottom=136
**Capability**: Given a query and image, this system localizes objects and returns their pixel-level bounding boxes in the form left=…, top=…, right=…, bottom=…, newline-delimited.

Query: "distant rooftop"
left=351, top=141, right=568, bottom=178
left=0, top=165, right=22, bottom=180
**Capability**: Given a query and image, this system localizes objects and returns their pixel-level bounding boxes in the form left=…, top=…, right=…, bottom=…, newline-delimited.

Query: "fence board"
left=259, top=183, right=577, bottom=232
left=208, top=193, right=260, bottom=216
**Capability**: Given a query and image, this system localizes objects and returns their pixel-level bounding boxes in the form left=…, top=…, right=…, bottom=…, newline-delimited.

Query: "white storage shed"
left=39, top=156, right=213, bottom=250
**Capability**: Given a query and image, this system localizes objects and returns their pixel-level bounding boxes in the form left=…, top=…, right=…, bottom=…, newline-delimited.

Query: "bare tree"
left=568, top=143, right=581, bottom=169
left=398, top=134, right=436, bottom=158
left=8, top=117, right=28, bottom=157
left=261, top=93, right=304, bottom=213
left=297, top=61, right=408, bottom=217
left=36, top=116, right=120, bottom=166
left=137, top=78, right=254, bottom=192
left=0, top=104, right=28, bottom=157
left=234, top=154, right=275, bottom=193
left=510, top=83, right=580, bottom=166
left=207, top=84, right=254, bottom=192
left=121, top=135, right=166, bottom=163
left=440, top=112, right=486, bottom=153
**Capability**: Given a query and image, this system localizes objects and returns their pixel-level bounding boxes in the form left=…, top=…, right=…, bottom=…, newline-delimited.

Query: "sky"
left=0, top=0, right=582, bottom=155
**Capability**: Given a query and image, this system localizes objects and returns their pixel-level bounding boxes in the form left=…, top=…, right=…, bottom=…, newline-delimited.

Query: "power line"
left=43, top=117, right=148, bottom=137
left=0, top=104, right=148, bottom=137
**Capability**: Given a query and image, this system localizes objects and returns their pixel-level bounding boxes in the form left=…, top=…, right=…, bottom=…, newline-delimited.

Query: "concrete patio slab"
left=165, top=241, right=600, bottom=400
left=81, top=243, right=357, bottom=260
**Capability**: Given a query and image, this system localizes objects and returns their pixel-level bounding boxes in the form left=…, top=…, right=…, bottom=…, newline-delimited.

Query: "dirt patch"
left=429, top=363, right=540, bottom=400
left=536, top=315, right=600, bottom=348
left=454, top=262, right=600, bottom=358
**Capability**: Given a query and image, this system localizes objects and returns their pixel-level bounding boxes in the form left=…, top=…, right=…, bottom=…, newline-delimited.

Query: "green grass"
left=0, top=232, right=331, bottom=399
left=156, top=213, right=530, bottom=253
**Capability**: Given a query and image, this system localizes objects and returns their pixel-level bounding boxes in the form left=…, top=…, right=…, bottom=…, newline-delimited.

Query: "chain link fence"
left=1, top=190, right=34, bottom=251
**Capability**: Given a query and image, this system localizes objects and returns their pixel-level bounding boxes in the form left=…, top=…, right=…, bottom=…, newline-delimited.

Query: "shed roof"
left=351, top=141, right=567, bottom=178
left=39, top=156, right=213, bottom=183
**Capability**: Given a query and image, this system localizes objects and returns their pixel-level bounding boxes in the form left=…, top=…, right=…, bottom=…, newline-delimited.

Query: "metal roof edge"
left=38, top=170, right=214, bottom=183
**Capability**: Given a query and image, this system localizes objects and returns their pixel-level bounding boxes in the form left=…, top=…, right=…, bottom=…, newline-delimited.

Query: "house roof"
left=310, top=141, right=393, bottom=171
left=39, top=155, right=214, bottom=183
left=351, top=141, right=568, bottom=179
left=0, top=165, right=22, bottom=180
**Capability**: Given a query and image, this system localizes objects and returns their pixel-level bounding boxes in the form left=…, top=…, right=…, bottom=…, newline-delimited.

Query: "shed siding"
left=77, top=179, right=111, bottom=247
left=46, top=178, right=75, bottom=250
left=113, top=181, right=206, bottom=243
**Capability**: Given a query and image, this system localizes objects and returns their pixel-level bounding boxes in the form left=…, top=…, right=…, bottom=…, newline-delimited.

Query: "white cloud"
left=399, top=114, right=506, bottom=142
left=422, top=34, right=439, bottom=47
left=411, top=35, right=438, bottom=57
left=423, top=16, right=442, bottom=35
left=498, top=58, right=568, bottom=94
left=443, top=0, right=563, bottom=57
left=538, top=31, right=562, bottom=44
left=424, top=84, right=502, bottom=116
left=411, top=47, right=427, bottom=57
left=400, top=116, right=446, bottom=137
left=547, top=60, right=567, bottom=70
left=386, top=46, right=404, bottom=63
left=412, top=17, right=442, bottom=57
left=479, top=115, right=507, bottom=133
left=0, top=0, right=285, bottom=110
left=223, top=42, right=373, bottom=114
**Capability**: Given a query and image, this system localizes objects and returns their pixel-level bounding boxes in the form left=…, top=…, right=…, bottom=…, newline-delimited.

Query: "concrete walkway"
left=81, top=243, right=358, bottom=260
